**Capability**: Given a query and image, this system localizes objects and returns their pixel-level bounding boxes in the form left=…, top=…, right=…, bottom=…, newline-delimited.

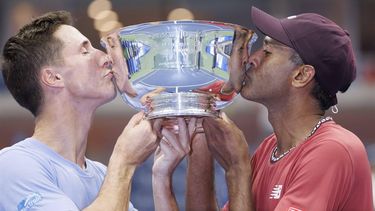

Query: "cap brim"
left=251, top=6, right=292, bottom=47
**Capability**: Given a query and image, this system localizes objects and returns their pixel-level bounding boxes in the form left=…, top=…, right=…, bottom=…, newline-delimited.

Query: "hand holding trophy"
left=101, top=20, right=257, bottom=210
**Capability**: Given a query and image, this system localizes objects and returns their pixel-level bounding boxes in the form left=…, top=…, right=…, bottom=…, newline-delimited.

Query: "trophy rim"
left=101, top=20, right=253, bottom=38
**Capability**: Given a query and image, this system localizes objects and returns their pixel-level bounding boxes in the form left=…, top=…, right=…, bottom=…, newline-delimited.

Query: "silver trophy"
left=101, top=20, right=257, bottom=119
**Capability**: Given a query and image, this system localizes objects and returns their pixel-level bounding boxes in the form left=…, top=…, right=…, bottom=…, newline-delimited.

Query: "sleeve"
left=128, top=202, right=138, bottom=211
left=221, top=201, right=229, bottom=211
left=91, top=160, right=107, bottom=175
left=0, top=150, right=79, bottom=211
left=275, top=140, right=353, bottom=211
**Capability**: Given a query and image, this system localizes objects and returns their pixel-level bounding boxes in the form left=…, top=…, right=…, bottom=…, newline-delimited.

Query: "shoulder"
left=304, top=121, right=363, bottom=152
left=0, top=141, right=54, bottom=180
left=0, top=139, right=59, bottom=195
left=314, top=121, right=361, bottom=145
left=276, top=122, right=372, bottom=210
left=303, top=121, right=366, bottom=164
left=294, top=121, right=369, bottom=177
left=0, top=141, right=66, bottom=210
left=0, top=144, right=56, bottom=193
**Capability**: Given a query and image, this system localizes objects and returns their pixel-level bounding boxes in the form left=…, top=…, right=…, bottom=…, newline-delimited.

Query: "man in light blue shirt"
left=0, top=138, right=138, bottom=210
left=0, top=10, right=158, bottom=210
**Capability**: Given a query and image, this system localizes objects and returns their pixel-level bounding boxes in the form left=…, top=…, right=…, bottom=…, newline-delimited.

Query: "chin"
left=100, top=89, right=117, bottom=104
left=108, top=90, right=117, bottom=101
left=239, top=88, right=253, bottom=100
left=239, top=92, right=250, bottom=100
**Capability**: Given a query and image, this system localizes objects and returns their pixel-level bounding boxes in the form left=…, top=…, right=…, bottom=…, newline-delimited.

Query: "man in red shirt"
left=182, top=6, right=373, bottom=211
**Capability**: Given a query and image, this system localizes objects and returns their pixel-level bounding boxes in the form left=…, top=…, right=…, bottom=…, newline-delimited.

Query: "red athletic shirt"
left=223, top=121, right=373, bottom=211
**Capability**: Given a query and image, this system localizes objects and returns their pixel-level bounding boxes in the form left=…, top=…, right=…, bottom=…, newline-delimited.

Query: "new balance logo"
left=269, top=184, right=283, bottom=199
left=288, top=207, right=302, bottom=211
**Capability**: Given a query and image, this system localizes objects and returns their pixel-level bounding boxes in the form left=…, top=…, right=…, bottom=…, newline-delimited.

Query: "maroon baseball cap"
left=251, top=6, right=356, bottom=103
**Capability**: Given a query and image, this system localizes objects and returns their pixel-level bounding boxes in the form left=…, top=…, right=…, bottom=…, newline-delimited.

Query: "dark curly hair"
left=1, top=11, right=73, bottom=116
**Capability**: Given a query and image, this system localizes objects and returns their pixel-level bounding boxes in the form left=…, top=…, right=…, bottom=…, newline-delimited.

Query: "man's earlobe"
left=40, top=68, right=64, bottom=88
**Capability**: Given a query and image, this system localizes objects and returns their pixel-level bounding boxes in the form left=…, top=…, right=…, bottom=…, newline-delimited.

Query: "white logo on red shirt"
left=269, top=184, right=283, bottom=199
left=288, top=207, right=302, bottom=211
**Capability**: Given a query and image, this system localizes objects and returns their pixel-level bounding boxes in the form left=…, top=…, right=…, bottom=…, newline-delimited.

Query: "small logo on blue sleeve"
left=17, top=192, right=42, bottom=211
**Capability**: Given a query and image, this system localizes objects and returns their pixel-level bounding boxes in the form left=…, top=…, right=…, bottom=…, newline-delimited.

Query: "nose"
left=103, top=55, right=113, bottom=69
left=247, top=49, right=262, bottom=70
left=104, top=60, right=113, bottom=70
left=96, top=49, right=114, bottom=70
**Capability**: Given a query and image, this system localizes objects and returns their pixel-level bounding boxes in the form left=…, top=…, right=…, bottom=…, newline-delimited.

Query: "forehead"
left=53, top=25, right=88, bottom=49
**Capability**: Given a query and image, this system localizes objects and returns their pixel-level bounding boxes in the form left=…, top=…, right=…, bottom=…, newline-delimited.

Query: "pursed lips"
left=104, top=69, right=114, bottom=78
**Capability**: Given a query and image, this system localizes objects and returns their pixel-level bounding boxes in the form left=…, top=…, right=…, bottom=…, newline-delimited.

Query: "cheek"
left=252, top=61, right=290, bottom=90
left=65, top=68, right=94, bottom=90
left=67, top=75, right=88, bottom=92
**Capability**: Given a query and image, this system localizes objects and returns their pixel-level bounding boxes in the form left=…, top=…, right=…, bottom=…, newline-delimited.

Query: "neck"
left=32, top=99, right=96, bottom=168
left=266, top=97, right=324, bottom=154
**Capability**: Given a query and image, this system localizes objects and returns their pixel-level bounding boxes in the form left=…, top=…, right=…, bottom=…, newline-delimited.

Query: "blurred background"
left=0, top=0, right=374, bottom=210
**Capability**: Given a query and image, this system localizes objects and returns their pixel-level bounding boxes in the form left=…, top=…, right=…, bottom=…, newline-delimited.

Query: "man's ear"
left=291, top=65, right=315, bottom=88
left=40, top=67, right=64, bottom=88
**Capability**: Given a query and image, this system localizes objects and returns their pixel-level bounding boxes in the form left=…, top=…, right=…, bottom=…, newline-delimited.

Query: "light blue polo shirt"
left=0, top=138, right=137, bottom=211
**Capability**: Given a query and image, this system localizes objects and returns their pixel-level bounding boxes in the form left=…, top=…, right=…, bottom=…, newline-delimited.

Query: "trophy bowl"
left=101, top=20, right=257, bottom=119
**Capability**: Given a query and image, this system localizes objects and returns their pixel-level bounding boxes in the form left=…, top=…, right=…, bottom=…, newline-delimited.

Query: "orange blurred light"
left=87, top=0, right=112, bottom=18
left=167, top=8, right=194, bottom=20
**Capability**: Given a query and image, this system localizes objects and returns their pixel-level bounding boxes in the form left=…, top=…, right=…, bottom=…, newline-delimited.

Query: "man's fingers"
left=202, top=118, right=232, bottom=170
left=220, top=112, right=235, bottom=125
left=152, top=87, right=166, bottom=95
left=140, top=87, right=166, bottom=105
left=122, top=80, right=137, bottom=97
left=202, top=117, right=217, bottom=140
left=159, top=137, right=174, bottom=154
left=127, top=111, right=145, bottom=127
left=178, top=117, right=190, bottom=153
left=106, top=34, right=121, bottom=48
left=203, top=116, right=224, bottom=129
left=233, top=27, right=250, bottom=42
left=151, top=118, right=163, bottom=139
left=188, top=117, right=197, bottom=138
left=202, top=117, right=229, bottom=142
left=161, top=128, right=182, bottom=152
left=154, top=146, right=162, bottom=161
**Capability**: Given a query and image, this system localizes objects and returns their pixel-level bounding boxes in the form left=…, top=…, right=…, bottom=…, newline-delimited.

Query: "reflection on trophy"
left=101, top=20, right=257, bottom=119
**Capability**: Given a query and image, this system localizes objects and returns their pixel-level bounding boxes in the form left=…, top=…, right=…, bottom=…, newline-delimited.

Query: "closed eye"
left=82, top=49, right=90, bottom=55
left=263, top=49, right=272, bottom=56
